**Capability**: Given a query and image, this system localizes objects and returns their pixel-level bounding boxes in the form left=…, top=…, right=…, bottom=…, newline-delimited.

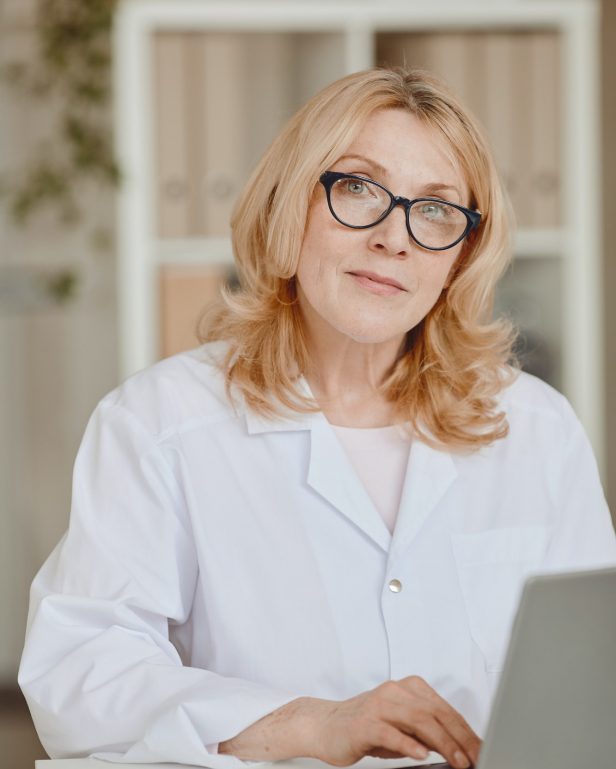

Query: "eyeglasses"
left=319, top=171, right=481, bottom=252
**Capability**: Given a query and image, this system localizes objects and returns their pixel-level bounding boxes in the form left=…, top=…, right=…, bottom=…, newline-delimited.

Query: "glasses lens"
left=409, top=200, right=468, bottom=249
left=329, top=176, right=391, bottom=227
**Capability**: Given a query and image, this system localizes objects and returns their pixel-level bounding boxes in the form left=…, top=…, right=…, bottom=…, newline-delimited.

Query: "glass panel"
left=495, top=256, right=562, bottom=390
left=153, top=31, right=346, bottom=239
left=376, top=30, right=562, bottom=229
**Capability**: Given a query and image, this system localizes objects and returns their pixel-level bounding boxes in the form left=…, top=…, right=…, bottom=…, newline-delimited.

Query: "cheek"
left=297, top=212, right=342, bottom=288
left=404, top=252, right=460, bottom=322
left=418, top=255, right=458, bottom=297
left=433, top=246, right=463, bottom=289
left=296, top=240, right=325, bottom=292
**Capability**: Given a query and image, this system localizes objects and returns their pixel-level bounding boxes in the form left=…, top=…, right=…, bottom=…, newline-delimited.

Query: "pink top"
left=332, top=423, right=412, bottom=534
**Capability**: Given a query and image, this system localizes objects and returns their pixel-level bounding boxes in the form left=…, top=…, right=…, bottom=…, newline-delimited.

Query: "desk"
left=34, top=755, right=449, bottom=769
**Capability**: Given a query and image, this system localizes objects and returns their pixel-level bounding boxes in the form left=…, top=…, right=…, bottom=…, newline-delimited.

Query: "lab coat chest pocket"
left=451, top=525, right=552, bottom=672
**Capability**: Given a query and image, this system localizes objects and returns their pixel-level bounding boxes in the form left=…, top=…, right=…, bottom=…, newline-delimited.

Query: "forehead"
left=336, top=107, right=468, bottom=198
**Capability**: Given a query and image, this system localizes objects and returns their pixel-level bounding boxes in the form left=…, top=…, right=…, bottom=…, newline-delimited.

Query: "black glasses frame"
left=319, top=171, right=482, bottom=252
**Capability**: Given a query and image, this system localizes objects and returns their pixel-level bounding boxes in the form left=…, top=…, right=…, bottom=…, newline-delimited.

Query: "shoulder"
left=97, top=341, right=237, bottom=440
left=500, top=369, right=568, bottom=417
left=497, top=368, right=581, bottom=445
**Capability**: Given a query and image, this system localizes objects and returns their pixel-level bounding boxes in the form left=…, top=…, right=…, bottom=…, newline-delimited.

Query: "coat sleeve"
left=543, top=395, right=616, bottom=572
left=18, top=401, right=298, bottom=768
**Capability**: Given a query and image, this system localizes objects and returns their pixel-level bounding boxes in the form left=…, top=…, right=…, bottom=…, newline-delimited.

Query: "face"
left=295, top=108, right=470, bottom=350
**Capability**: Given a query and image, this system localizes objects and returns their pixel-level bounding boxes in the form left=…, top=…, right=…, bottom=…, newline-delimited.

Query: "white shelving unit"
left=113, top=0, right=604, bottom=472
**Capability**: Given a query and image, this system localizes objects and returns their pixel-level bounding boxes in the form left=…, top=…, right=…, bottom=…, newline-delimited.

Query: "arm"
left=18, top=402, right=297, bottom=767
left=219, top=679, right=480, bottom=769
left=543, top=396, right=616, bottom=571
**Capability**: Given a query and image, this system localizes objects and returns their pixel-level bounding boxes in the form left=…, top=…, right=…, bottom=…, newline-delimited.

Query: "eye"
left=417, top=201, right=451, bottom=220
left=343, top=178, right=371, bottom=195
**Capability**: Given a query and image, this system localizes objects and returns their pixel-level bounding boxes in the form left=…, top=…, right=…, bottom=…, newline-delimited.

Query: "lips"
left=348, top=270, right=406, bottom=291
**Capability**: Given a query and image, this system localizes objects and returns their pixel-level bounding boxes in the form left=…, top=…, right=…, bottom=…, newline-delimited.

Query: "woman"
left=19, top=68, right=616, bottom=769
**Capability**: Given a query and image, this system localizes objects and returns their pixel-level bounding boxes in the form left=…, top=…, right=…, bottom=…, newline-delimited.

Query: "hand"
left=311, top=676, right=481, bottom=768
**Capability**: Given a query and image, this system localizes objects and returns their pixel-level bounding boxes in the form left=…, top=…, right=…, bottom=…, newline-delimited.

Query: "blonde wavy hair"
left=199, top=67, right=518, bottom=450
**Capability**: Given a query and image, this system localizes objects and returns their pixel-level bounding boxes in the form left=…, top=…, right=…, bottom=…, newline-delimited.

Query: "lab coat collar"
left=307, top=418, right=392, bottom=552
left=243, top=379, right=391, bottom=550
left=244, top=408, right=317, bottom=434
left=243, top=376, right=319, bottom=435
left=306, top=425, right=459, bottom=557
left=244, top=380, right=458, bottom=554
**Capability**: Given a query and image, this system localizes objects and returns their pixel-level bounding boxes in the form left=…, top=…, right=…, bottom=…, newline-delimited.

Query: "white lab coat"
left=18, top=342, right=616, bottom=768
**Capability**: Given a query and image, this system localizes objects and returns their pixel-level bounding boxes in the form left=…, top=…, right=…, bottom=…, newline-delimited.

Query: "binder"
left=376, top=30, right=562, bottom=229
left=154, top=32, right=192, bottom=238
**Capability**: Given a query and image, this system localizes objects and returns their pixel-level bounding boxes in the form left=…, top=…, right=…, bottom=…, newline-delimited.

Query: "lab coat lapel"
left=244, top=377, right=394, bottom=551
left=391, top=439, right=458, bottom=556
left=307, top=419, right=391, bottom=552
left=244, top=400, right=391, bottom=552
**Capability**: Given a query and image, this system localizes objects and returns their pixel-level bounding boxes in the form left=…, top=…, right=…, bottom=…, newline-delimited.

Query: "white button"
left=388, top=579, right=402, bottom=593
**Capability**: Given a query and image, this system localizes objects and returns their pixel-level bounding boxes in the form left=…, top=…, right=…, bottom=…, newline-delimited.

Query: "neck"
left=300, top=310, right=406, bottom=428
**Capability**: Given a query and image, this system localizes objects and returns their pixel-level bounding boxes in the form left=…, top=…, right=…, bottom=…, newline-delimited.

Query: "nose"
left=367, top=203, right=410, bottom=258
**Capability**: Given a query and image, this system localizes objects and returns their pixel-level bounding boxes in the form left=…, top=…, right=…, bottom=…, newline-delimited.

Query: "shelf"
left=115, top=0, right=604, bottom=471
left=156, top=238, right=234, bottom=266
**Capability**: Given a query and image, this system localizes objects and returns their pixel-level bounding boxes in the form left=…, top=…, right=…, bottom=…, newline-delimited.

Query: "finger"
left=401, top=713, right=473, bottom=769
left=418, top=693, right=480, bottom=764
left=432, top=706, right=481, bottom=765
left=374, top=699, right=470, bottom=769
left=397, top=678, right=481, bottom=764
left=367, top=722, right=431, bottom=763
left=366, top=748, right=414, bottom=759
left=422, top=696, right=481, bottom=765
left=376, top=680, right=477, bottom=767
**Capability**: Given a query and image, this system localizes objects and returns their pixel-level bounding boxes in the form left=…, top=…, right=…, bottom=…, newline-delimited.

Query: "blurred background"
left=1, top=0, right=615, bottom=765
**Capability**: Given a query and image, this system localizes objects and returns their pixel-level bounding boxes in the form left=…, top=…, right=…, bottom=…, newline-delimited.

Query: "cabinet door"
left=153, top=30, right=346, bottom=356
left=154, top=30, right=346, bottom=240
left=376, top=30, right=562, bottom=229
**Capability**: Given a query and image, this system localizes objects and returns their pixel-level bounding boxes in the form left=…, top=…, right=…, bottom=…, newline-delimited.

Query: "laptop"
left=421, top=566, right=616, bottom=769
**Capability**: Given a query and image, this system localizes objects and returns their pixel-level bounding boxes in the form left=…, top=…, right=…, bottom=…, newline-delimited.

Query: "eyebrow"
left=335, top=153, right=463, bottom=200
left=336, top=154, right=389, bottom=176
